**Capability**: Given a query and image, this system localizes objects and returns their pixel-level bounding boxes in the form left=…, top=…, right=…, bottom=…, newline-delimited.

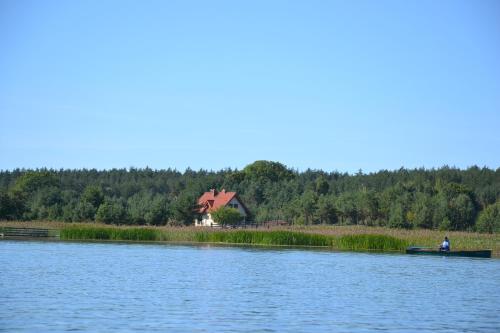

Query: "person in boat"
left=439, top=236, right=450, bottom=251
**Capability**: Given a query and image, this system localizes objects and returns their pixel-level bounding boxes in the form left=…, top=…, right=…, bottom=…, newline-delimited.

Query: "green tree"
left=448, top=194, right=476, bottom=230
left=315, top=176, right=330, bottom=195
left=432, top=194, right=449, bottom=229
left=412, top=193, right=434, bottom=229
left=7, top=171, right=59, bottom=220
left=388, top=202, right=411, bottom=229
left=336, top=192, right=359, bottom=224
left=357, top=191, right=379, bottom=225
left=211, top=206, right=242, bottom=227
left=74, top=201, right=97, bottom=221
left=476, top=201, right=500, bottom=233
left=12, top=171, right=58, bottom=194
left=242, top=160, right=295, bottom=182
left=81, top=186, right=104, bottom=208
left=145, top=195, right=169, bottom=225
left=255, top=207, right=272, bottom=223
left=0, top=191, right=16, bottom=220
left=170, top=193, right=198, bottom=225
left=96, top=199, right=128, bottom=224
left=316, top=195, right=338, bottom=224
left=299, top=191, right=318, bottom=224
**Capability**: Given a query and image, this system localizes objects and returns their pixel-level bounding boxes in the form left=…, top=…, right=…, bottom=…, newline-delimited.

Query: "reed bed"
left=288, top=225, right=499, bottom=255
left=335, top=234, right=409, bottom=251
left=60, top=226, right=333, bottom=246
left=60, top=226, right=158, bottom=241
left=59, top=226, right=409, bottom=252
left=193, top=230, right=333, bottom=247
left=4, top=221, right=498, bottom=256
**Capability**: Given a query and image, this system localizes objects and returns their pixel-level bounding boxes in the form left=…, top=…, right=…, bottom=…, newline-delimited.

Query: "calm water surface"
left=0, top=240, right=499, bottom=332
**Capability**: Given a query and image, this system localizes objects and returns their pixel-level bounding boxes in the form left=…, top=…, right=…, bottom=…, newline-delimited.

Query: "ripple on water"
left=1, top=240, right=499, bottom=333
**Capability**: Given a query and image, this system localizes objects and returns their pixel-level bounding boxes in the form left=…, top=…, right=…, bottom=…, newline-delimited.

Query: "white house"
left=194, top=189, right=249, bottom=227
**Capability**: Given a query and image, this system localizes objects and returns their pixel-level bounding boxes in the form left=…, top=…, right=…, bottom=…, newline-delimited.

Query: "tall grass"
left=335, top=234, right=409, bottom=251
left=60, top=226, right=158, bottom=241
left=194, top=230, right=333, bottom=247
left=60, top=226, right=408, bottom=252
left=291, top=225, right=499, bottom=255
left=8, top=221, right=498, bottom=256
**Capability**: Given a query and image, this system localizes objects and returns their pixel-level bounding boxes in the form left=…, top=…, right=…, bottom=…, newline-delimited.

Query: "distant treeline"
left=0, top=161, right=499, bottom=232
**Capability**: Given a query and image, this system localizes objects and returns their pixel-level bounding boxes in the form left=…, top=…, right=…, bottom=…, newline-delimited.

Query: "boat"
left=406, top=247, right=492, bottom=258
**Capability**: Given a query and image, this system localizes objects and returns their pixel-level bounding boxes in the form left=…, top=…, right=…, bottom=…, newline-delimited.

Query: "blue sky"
left=1, top=0, right=499, bottom=172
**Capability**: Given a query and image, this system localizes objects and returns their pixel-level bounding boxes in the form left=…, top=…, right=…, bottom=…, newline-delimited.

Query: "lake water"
left=1, top=240, right=499, bottom=332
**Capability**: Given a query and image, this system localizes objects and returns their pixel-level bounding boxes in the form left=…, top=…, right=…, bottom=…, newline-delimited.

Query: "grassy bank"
left=58, top=225, right=409, bottom=252
left=291, top=225, right=500, bottom=256
left=2, top=221, right=498, bottom=256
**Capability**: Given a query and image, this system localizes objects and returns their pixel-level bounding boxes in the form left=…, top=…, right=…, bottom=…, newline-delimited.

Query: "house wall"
left=196, top=213, right=216, bottom=227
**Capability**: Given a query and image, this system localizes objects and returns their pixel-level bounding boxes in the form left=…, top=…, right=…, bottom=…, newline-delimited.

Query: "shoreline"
left=0, top=237, right=493, bottom=259
left=0, top=236, right=422, bottom=257
left=1, top=222, right=498, bottom=257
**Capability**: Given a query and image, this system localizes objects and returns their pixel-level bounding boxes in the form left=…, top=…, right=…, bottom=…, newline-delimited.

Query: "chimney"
left=210, top=189, right=218, bottom=196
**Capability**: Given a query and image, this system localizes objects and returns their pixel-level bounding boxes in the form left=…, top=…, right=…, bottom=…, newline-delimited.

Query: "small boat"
left=406, top=247, right=492, bottom=258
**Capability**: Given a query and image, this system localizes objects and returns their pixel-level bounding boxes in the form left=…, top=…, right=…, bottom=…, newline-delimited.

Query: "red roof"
left=197, top=189, right=247, bottom=214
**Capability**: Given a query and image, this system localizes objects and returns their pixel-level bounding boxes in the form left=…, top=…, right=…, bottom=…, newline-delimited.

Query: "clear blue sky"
left=1, top=0, right=499, bottom=173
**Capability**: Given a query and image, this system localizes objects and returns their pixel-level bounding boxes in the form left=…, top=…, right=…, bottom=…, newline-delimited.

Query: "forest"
left=0, top=161, right=499, bottom=232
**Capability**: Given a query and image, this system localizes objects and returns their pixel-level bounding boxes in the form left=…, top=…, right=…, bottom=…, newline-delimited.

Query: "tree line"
left=0, top=161, right=499, bottom=232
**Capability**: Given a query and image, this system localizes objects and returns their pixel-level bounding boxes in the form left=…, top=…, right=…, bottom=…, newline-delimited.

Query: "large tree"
left=170, top=193, right=198, bottom=225
left=476, top=201, right=500, bottom=233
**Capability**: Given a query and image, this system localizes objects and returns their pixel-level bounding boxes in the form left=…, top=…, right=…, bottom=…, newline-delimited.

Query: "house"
left=194, top=189, right=249, bottom=227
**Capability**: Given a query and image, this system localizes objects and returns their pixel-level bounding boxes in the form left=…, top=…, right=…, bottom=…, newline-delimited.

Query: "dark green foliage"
left=298, top=191, right=318, bottom=225
left=315, top=176, right=330, bottom=195
left=74, top=201, right=97, bottom=221
left=476, top=201, right=500, bottom=233
left=336, top=192, right=359, bottom=225
left=316, top=196, right=338, bottom=224
left=1, top=163, right=499, bottom=231
left=448, top=194, right=476, bottom=230
left=412, top=193, right=434, bottom=228
left=81, top=186, right=104, bottom=208
left=242, top=160, right=295, bottom=182
left=170, top=193, right=198, bottom=225
left=210, top=206, right=242, bottom=227
left=0, top=191, right=17, bottom=220
left=96, top=199, right=128, bottom=224
left=439, top=217, right=452, bottom=231
left=388, top=202, right=411, bottom=229
left=12, top=171, right=58, bottom=194
left=127, top=192, right=169, bottom=225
